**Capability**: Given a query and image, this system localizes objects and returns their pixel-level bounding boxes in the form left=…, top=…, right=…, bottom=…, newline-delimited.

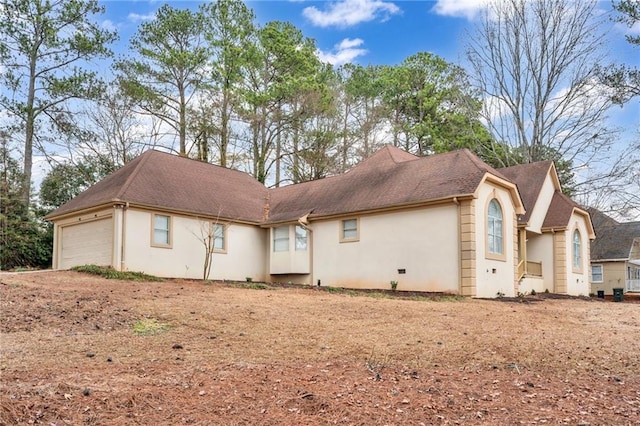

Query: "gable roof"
left=266, top=146, right=518, bottom=223
left=589, top=210, right=640, bottom=261
left=500, top=161, right=556, bottom=224
left=46, top=150, right=269, bottom=223
left=542, top=191, right=594, bottom=237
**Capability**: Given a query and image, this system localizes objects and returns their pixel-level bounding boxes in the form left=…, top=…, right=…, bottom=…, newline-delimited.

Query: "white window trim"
left=295, top=225, right=308, bottom=251
left=572, top=229, right=582, bottom=272
left=591, top=264, right=603, bottom=283
left=213, top=223, right=227, bottom=253
left=486, top=198, right=505, bottom=261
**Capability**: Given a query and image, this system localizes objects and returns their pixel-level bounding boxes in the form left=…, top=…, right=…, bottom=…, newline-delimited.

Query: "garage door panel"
left=60, top=218, right=113, bottom=269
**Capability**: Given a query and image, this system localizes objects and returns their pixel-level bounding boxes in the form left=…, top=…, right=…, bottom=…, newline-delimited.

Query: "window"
left=487, top=199, right=503, bottom=255
left=295, top=225, right=307, bottom=251
left=591, top=264, right=603, bottom=282
left=153, top=214, right=171, bottom=246
left=273, top=226, right=289, bottom=252
left=341, top=218, right=358, bottom=242
left=213, top=223, right=225, bottom=251
left=573, top=230, right=582, bottom=270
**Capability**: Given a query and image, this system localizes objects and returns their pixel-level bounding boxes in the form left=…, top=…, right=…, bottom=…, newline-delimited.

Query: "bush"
left=71, top=265, right=162, bottom=281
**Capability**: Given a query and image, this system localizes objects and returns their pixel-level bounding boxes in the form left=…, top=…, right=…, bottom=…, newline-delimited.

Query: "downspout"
left=121, top=202, right=128, bottom=271
left=453, top=197, right=462, bottom=293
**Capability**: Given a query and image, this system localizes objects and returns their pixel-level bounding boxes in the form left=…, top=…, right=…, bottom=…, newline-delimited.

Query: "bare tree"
left=466, top=0, right=615, bottom=169
left=195, top=215, right=227, bottom=281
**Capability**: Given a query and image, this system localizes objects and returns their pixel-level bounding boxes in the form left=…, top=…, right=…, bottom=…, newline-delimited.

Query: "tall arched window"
left=573, top=229, right=582, bottom=269
left=488, top=199, right=503, bottom=255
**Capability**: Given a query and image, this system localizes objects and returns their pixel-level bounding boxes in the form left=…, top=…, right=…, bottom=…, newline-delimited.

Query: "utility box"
left=613, top=288, right=624, bottom=302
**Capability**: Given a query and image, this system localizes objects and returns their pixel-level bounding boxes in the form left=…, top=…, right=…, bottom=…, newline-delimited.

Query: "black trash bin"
left=613, top=288, right=624, bottom=302
left=597, top=290, right=605, bottom=299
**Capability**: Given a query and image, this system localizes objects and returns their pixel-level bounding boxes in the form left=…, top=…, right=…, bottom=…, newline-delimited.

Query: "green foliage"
left=390, top=280, right=398, bottom=291
left=0, top=139, right=51, bottom=270
left=613, top=0, right=640, bottom=45
left=132, top=318, right=170, bottom=335
left=71, top=265, right=162, bottom=282
left=0, top=0, right=117, bottom=202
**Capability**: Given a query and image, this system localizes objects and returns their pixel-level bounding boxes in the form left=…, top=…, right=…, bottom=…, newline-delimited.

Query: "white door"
left=59, top=218, right=114, bottom=269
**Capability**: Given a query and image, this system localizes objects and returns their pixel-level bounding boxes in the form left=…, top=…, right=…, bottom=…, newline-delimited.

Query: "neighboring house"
left=46, top=145, right=593, bottom=298
left=501, top=162, right=595, bottom=295
left=588, top=209, right=640, bottom=295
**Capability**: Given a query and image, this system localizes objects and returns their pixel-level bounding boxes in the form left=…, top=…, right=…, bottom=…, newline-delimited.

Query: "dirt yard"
left=1, top=271, right=639, bottom=425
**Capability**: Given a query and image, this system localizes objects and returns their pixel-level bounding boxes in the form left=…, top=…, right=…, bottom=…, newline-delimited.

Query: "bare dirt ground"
left=1, top=271, right=639, bottom=425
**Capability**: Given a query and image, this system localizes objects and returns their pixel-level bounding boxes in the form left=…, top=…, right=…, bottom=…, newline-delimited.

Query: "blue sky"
left=98, top=0, right=638, bottom=136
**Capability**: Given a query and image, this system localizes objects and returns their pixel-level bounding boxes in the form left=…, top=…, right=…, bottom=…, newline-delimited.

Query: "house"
left=588, top=209, right=640, bottom=295
left=46, top=146, right=593, bottom=298
left=500, top=162, right=595, bottom=295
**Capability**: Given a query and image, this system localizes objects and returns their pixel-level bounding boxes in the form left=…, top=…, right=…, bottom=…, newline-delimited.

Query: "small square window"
left=341, top=219, right=358, bottom=242
left=152, top=214, right=171, bottom=246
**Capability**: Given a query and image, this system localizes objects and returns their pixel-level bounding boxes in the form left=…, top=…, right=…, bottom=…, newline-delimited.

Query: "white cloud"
left=303, top=0, right=401, bottom=28
left=127, top=12, right=155, bottom=22
left=101, top=19, right=117, bottom=32
left=317, top=38, right=367, bottom=65
left=431, top=0, right=489, bottom=21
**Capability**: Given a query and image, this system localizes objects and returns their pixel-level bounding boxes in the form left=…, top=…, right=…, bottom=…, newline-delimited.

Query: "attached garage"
left=59, top=217, right=114, bottom=270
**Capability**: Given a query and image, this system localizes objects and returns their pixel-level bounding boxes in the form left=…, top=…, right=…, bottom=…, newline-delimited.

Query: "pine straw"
left=1, top=271, right=640, bottom=424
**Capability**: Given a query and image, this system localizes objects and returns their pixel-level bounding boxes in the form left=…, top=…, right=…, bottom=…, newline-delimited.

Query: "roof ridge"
left=115, top=150, right=155, bottom=200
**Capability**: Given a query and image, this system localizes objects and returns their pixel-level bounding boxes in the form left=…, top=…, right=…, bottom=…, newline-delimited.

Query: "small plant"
left=133, top=318, right=170, bottom=335
left=496, top=291, right=505, bottom=298
left=530, top=289, right=536, bottom=296
left=246, top=277, right=253, bottom=283
left=72, top=265, right=162, bottom=282
left=544, top=288, right=549, bottom=293
left=517, top=291, right=528, bottom=298
left=390, top=280, right=398, bottom=291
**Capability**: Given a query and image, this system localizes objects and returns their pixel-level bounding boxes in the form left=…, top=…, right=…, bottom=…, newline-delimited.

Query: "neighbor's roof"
left=500, top=161, right=555, bottom=225
left=46, top=150, right=269, bottom=223
left=266, top=146, right=515, bottom=223
left=590, top=210, right=640, bottom=261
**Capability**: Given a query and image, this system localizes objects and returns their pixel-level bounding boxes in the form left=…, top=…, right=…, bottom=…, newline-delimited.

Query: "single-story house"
left=588, top=209, right=640, bottom=295
left=46, top=145, right=594, bottom=298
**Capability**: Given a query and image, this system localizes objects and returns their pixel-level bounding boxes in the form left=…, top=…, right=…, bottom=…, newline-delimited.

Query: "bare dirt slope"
left=1, top=271, right=639, bottom=425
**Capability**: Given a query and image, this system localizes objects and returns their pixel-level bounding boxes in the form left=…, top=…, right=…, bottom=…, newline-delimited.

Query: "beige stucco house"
left=588, top=209, right=640, bottom=295
left=46, top=146, right=593, bottom=298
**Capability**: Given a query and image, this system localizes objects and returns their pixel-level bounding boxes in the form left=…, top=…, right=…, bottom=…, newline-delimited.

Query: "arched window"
left=488, top=199, right=503, bottom=255
left=573, top=229, right=582, bottom=269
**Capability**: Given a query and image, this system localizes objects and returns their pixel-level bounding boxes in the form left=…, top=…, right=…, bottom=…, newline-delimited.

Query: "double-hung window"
left=153, top=214, right=171, bottom=247
left=213, top=223, right=225, bottom=252
left=295, top=225, right=308, bottom=251
left=274, top=226, right=289, bottom=252
left=341, top=219, right=358, bottom=242
left=591, top=264, right=603, bottom=282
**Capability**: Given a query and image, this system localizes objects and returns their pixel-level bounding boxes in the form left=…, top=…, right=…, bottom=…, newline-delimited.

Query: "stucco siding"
left=527, top=173, right=556, bottom=233
left=123, top=209, right=267, bottom=281
left=527, top=233, right=555, bottom=292
left=311, top=205, right=460, bottom=292
left=474, top=184, right=518, bottom=298
left=565, top=213, right=591, bottom=296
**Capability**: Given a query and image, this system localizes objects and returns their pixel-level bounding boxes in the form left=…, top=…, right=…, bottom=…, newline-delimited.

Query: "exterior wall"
left=474, top=184, right=518, bottom=298
left=527, top=233, right=555, bottom=292
left=269, top=225, right=311, bottom=275
left=553, top=232, right=567, bottom=293
left=519, top=276, right=545, bottom=294
left=590, top=261, right=627, bottom=295
left=460, top=199, right=476, bottom=296
left=123, top=208, right=267, bottom=281
left=52, top=207, right=115, bottom=270
left=311, top=205, right=460, bottom=293
left=527, top=172, right=556, bottom=233
left=563, top=213, right=591, bottom=296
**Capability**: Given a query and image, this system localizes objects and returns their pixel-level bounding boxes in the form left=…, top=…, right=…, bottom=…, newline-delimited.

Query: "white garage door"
left=60, top=218, right=114, bottom=270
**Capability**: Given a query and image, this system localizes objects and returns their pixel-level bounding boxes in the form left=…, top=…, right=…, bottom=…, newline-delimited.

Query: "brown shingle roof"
left=542, top=191, right=580, bottom=229
left=267, top=146, right=511, bottom=223
left=47, top=146, right=520, bottom=225
left=46, top=150, right=269, bottom=222
left=500, top=161, right=554, bottom=224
